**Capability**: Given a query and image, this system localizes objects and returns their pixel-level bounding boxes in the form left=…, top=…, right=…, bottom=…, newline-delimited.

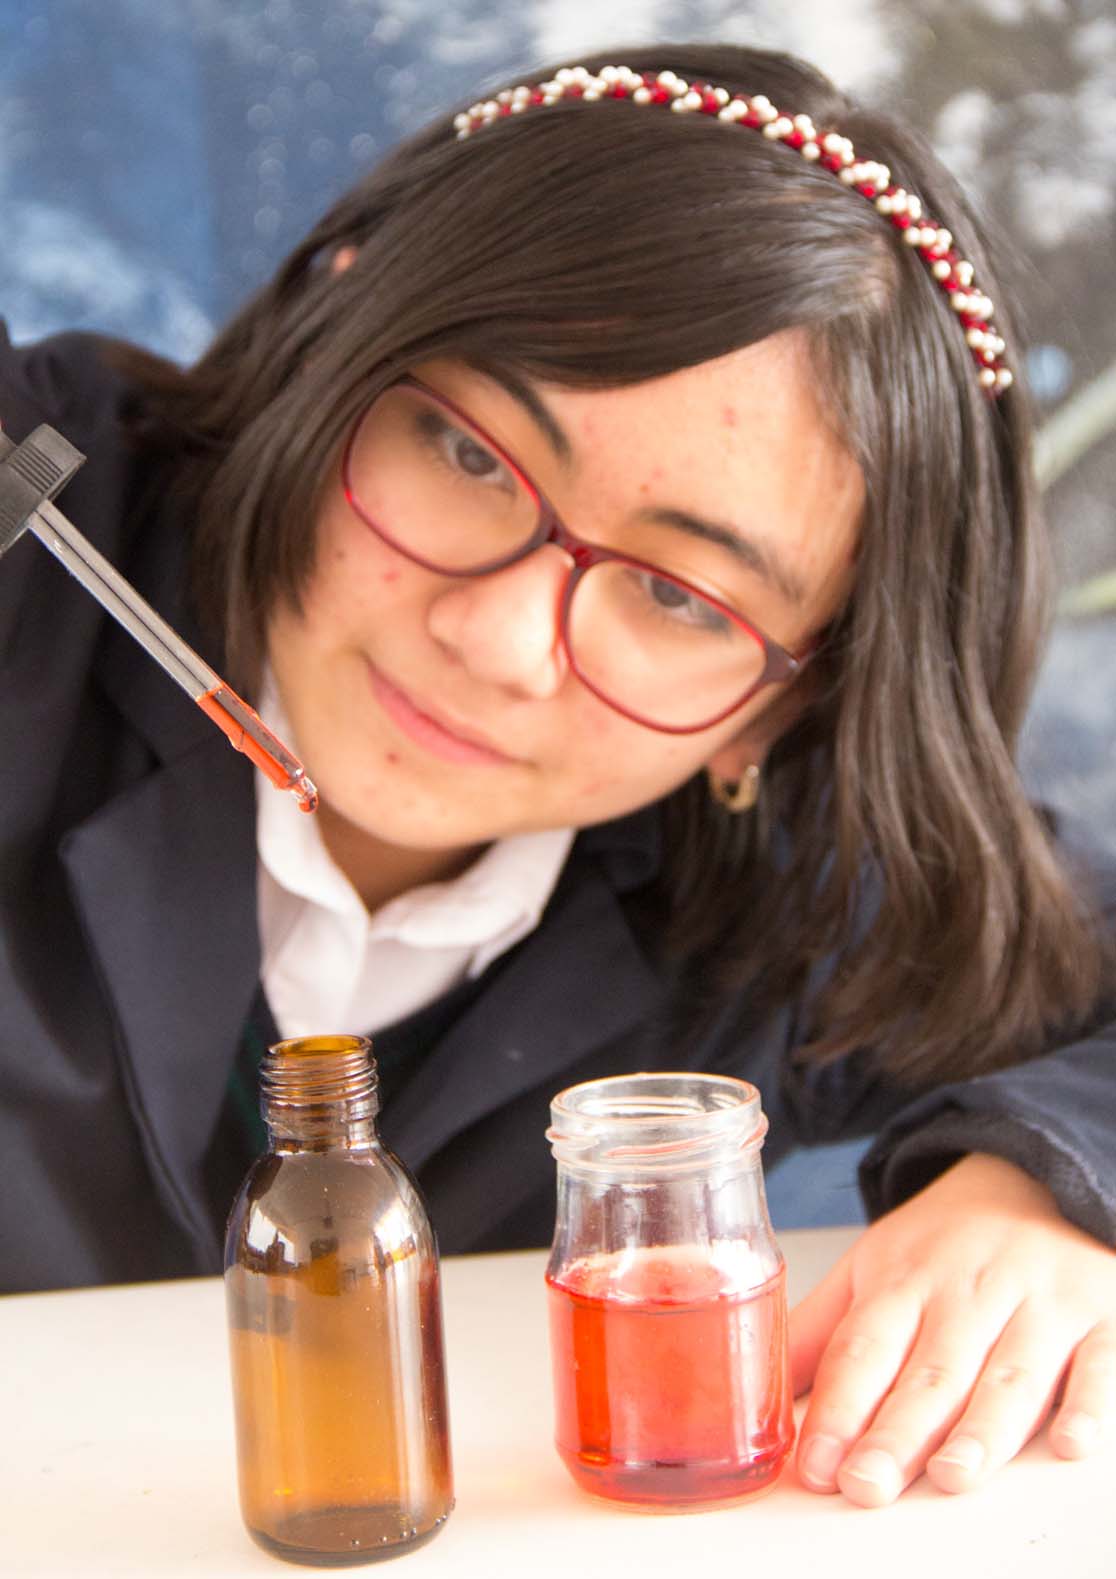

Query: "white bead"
left=671, top=97, right=688, bottom=113
left=556, top=68, right=575, bottom=85
left=966, top=328, right=985, bottom=348
left=751, top=94, right=773, bottom=113
left=510, top=100, right=527, bottom=113
left=952, top=293, right=971, bottom=314
left=540, top=82, right=560, bottom=96
left=633, top=86, right=651, bottom=104
left=600, top=65, right=618, bottom=83
left=794, top=113, right=816, bottom=135
left=672, top=79, right=689, bottom=97
left=714, top=87, right=730, bottom=106
left=979, top=368, right=997, bottom=387
left=891, top=190, right=908, bottom=213
left=542, top=92, right=560, bottom=106
left=906, top=195, right=922, bottom=221
left=571, top=66, right=591, bottom=83
left=497, top=89, right=513, bottom=104
left=996, top=368, right=1013, bottom=388
left=823, top=132, right=842, bottom=153
left=455, top=128, right=468, bottom=140
left=657, top=70, right=678, bottom=87
left=936, top=228, right=952, bottom=251
left=718, top=103, right=745, bottom=122
left=755, top=100, right=778, bottom=123
left=773, top=116, right=793, bottom=137
left=904, top=226, right=924, bottom=246
left=932, top=259, right=952, bottom=280
left=583, top=88, right=601, bottom=100
left=453, top=112, right=469, bottom=131
left=839, top=166, right=859, bottom=183
left=802, top=141, right=821, bottom=160
left=876, top=195, right=894, bottom=214
left=683, top=90, right=702, bottom=110
left=956, top=261, right=974, bottom=286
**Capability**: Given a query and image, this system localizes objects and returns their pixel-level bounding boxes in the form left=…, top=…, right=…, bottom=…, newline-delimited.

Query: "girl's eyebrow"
left=482, top=369, right=807, bottom=607
left=641, top=508, right=809, bottom=606
left=484, top=368, right=572, bottom=464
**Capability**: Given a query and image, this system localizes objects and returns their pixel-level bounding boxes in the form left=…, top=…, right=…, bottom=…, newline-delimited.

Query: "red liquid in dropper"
left=546, top=1247, right=794, bottom=1506
left=196, top=686, right=318, bottom=812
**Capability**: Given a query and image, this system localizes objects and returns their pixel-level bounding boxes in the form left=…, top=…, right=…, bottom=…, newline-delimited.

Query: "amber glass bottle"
left=224, top=1034, right=453, bottom=1566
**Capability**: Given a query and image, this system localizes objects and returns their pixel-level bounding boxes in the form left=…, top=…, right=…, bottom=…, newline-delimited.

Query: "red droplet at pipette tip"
left=290, top=771, right=320, bottom=815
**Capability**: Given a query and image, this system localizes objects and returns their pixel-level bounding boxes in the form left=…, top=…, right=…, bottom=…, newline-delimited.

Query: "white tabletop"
left=2, top=1225, right=1112, bottom=1577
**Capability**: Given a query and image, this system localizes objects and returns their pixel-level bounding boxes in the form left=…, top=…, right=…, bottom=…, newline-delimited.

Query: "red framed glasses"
left=341, top=377, right=805, bottom=734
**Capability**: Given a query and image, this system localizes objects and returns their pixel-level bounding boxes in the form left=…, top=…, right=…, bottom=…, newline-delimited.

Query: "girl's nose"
left=426, top=543, right=572, bottom=699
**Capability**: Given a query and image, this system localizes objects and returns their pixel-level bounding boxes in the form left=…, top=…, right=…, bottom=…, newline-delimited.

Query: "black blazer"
left=4, top=326, right=1116, bottom=1293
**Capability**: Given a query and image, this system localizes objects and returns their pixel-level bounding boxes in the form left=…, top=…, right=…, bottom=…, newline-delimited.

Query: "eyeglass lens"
left=347, top=384, right=769, bottom=730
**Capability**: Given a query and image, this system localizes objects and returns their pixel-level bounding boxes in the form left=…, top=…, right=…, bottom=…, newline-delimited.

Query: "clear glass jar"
left=224, top=1034, right=453, bottom=1565
left=545, top=1071, right=794, bottom=1508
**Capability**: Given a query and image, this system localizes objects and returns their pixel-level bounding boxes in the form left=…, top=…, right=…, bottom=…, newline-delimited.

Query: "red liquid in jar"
left=546, top=1246, right=794, bottom=1506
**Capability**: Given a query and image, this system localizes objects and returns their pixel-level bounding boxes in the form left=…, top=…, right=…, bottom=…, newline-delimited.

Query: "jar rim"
left=547, top=1072, right=767, bottom=1169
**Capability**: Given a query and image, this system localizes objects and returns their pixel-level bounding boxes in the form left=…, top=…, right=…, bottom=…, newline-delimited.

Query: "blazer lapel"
left=59, top=734, right=259, bottom=1259
left=385, top=853, right=666, bottom=1169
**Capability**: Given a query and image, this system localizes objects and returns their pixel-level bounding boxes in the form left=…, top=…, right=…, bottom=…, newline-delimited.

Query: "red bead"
left=702, top=91, right=720, bottom=114
left=821, top=154, right=842, bottom=171
left=611, top=84, right=628, bottom=97
left=651, top=86, right=670, bottom=103
left=499, top=103, right=512, bottom=116
left=531, top=91, right=544, bottom=104
left=567, top=84, right=583, bottom=97
left=787, top=129, right=806, bottom=147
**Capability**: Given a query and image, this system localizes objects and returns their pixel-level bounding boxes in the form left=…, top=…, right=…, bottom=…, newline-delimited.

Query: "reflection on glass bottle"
left=225, top=1034, right=453, bottom=1566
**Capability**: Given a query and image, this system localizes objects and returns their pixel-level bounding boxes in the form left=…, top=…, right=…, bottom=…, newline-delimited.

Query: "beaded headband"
left=454, top=64, right=1013, bottom=396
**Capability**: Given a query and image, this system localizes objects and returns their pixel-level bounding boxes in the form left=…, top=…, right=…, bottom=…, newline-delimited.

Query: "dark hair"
left=117, top=41, right=1111, bottom=1083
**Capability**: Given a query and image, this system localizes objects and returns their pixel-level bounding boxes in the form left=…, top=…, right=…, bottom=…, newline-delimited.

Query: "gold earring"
left=709, top=763, right=761, bottom=813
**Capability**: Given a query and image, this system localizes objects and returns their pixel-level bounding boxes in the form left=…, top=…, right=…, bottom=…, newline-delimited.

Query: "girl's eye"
left=636, top=571, right=733, bottom=634
left=415, top=409, right=514, bottom=491
left=449, top=431, right=501, bottom=479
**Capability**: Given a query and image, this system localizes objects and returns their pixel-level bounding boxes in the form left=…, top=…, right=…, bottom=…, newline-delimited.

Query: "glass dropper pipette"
left=0, top=423, right=318, bottom=813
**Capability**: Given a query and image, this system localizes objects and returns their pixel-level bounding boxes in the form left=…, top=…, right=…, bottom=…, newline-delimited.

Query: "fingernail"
left=1055, top=1411, right=1100, bottom=1453
left=931, top=1435, right=985, bottom=1473
left=800, top=1433, right=845, bottom=1489
left=839, top=1447, right=902, bottom=1497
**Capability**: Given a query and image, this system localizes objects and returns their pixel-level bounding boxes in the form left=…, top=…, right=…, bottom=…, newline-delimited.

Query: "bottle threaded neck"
left=261, top=1034, right=380, bottom=1142
left=547, top=1072, right=767, bottom=1175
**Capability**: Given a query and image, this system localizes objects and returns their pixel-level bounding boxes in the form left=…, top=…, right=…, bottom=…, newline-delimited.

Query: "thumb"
left=788, top=1251, right=854, bottom=1396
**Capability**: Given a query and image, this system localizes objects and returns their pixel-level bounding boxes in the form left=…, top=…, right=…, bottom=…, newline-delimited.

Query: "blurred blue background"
left=3, top=0, right=1114, bottom=1227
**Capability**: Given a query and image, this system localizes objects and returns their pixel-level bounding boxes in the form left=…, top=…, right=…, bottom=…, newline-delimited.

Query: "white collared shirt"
left=254, top=688, right=574, bottom=1040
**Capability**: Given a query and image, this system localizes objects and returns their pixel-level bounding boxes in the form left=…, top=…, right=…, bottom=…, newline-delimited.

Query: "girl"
left=2, top=42, right=1114, bottom=1509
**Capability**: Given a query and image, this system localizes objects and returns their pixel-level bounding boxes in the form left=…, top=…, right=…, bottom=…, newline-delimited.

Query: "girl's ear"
left=704, top=665, right=826, bottom=781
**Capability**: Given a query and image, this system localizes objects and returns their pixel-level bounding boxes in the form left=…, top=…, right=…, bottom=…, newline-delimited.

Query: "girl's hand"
left=789, top=1152, right=1116, bottom=1506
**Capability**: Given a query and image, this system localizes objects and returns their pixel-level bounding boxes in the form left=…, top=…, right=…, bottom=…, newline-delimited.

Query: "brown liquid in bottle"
left=225, top=1036, right=453, bottom=1566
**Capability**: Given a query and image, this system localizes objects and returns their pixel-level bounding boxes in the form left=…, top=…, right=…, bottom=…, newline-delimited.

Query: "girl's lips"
left=365, top=661, right=520, bottom=766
